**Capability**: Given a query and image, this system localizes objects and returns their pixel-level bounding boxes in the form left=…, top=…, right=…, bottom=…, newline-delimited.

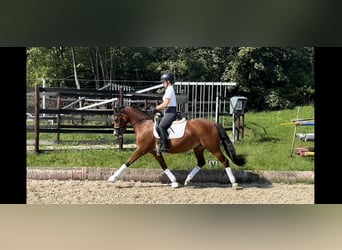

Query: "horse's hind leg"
left=184, top=146, right=205, bottom=186
left=152, top=152, right=179, bottom=188
left=212, top=151, right=240, bottom=190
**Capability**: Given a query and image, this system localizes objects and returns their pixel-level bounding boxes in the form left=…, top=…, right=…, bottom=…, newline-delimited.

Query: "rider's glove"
left=151, top=108, right=159, bottom=114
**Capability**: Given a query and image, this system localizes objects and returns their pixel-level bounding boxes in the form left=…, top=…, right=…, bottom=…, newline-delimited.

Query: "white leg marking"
left=164, top=169, right=179, bottom=188
left=184, top=166, right=201, bottom=186
left=108, top=164, right=127, bottom=182
left=225, top=167, right=236, bottom=184
left=225, top=167, right=242, bottom=189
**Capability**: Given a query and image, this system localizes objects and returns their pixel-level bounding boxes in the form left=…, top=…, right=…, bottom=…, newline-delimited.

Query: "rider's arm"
left=156, top=98, right=170, bottom=110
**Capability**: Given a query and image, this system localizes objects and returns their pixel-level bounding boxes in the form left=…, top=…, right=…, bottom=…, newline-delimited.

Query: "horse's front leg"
left=152, top=152, right=179, bottom=188
left=108, top=148, right=148, bottom=182
left=184, top=146, right=205, bottom=186
left=108, top=163, right=127, bottom=182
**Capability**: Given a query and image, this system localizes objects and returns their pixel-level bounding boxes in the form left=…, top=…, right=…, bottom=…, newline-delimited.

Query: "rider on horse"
left=152, top=73, right=177, bottom=153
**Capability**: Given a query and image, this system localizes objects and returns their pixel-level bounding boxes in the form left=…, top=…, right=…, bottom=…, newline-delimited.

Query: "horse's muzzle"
left=113, top=127, right=126, bottom=137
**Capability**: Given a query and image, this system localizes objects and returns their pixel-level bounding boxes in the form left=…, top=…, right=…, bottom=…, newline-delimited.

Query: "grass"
left=27, top=105, right=314, bottom=171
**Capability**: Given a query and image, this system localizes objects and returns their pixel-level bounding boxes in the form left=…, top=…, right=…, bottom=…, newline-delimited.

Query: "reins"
left=130, top=118, right=151, bottom=128
left=114, top=107, right=153, bottom=131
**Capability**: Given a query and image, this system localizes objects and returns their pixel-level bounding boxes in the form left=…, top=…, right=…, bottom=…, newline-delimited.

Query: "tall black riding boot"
left=157, top=127, right=169, bottom=153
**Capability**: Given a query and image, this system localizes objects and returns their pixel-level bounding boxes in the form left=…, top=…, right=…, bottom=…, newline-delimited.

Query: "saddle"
left=153, top=112, right=187, bottom=139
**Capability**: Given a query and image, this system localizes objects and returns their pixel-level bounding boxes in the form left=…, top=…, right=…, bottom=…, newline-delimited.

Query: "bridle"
left=113, top=108, right=127, bottom=136
left=113, top=107, right=150, bottom=136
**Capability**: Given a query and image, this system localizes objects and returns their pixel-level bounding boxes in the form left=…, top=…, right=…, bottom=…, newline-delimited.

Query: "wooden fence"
left=26, top=86, right=161, bottom=153
left=27, top=84, right=244, bottom=154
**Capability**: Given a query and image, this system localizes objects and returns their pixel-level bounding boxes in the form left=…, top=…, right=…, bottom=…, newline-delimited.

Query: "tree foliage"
left=221, top=47, right=314, bottom=110
left=27, top=47, right=314, bottom=111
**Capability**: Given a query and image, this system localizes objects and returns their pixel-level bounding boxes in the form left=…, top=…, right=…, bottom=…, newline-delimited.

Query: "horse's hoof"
left=232, top=183, right=242, bottom=190
left=184, top=179, right=191, bottom=186
left=171, top=182, right=180, bottom=188
left=108, top=175, right=116, bottom=182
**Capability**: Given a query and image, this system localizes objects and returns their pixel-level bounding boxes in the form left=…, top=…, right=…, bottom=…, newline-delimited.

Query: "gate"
left=133, top=81, right=237, bottom=125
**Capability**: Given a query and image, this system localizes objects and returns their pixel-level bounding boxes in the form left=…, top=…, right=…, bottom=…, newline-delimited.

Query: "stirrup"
left=158, top=147, right=169, bottom=153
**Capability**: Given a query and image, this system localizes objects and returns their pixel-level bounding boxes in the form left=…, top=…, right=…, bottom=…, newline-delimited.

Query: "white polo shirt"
left=163, top=86, right=177, bottom=107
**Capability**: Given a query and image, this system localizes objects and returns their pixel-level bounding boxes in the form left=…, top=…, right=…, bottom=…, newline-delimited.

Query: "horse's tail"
left=215, top=123, right=247, bottom=166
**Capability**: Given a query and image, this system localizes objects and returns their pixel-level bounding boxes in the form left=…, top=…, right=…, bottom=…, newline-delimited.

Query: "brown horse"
left=108, top=106, right=247, bottom=189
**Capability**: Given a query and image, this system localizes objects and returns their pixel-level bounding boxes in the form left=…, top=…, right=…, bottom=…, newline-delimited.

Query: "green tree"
left=222, top=47, right=314, bottom=111
left=27, top=47, right=314, bottom=111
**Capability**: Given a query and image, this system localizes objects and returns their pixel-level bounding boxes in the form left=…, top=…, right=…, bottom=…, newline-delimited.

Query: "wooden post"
left=236, top=115, right=240, bottom=141
left=118, top=88, right=123, bottom=150
left=34, top=85, right=40, bottom=154
left=289, top=107, right=301, bottom=157
left=56, top=93, right=61, bottom=143
left=241, top=114, right=245, bottom=139
left=80, top=97, right=84, bottom=125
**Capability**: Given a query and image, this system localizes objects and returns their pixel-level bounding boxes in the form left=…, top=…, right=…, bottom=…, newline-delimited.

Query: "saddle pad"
left=153, top=118, right=187, bottom=139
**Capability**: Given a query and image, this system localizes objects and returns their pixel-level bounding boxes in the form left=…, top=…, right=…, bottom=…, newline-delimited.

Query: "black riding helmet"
left=160, top=73, right=175, bottom=84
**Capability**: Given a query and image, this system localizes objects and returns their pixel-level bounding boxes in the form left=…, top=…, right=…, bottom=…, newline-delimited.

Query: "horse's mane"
left=124, top=106, right=153, bottom=119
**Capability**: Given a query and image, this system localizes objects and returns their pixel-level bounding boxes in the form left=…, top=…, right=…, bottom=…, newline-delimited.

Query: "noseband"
left=113, top=110, right=127, bottom=135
